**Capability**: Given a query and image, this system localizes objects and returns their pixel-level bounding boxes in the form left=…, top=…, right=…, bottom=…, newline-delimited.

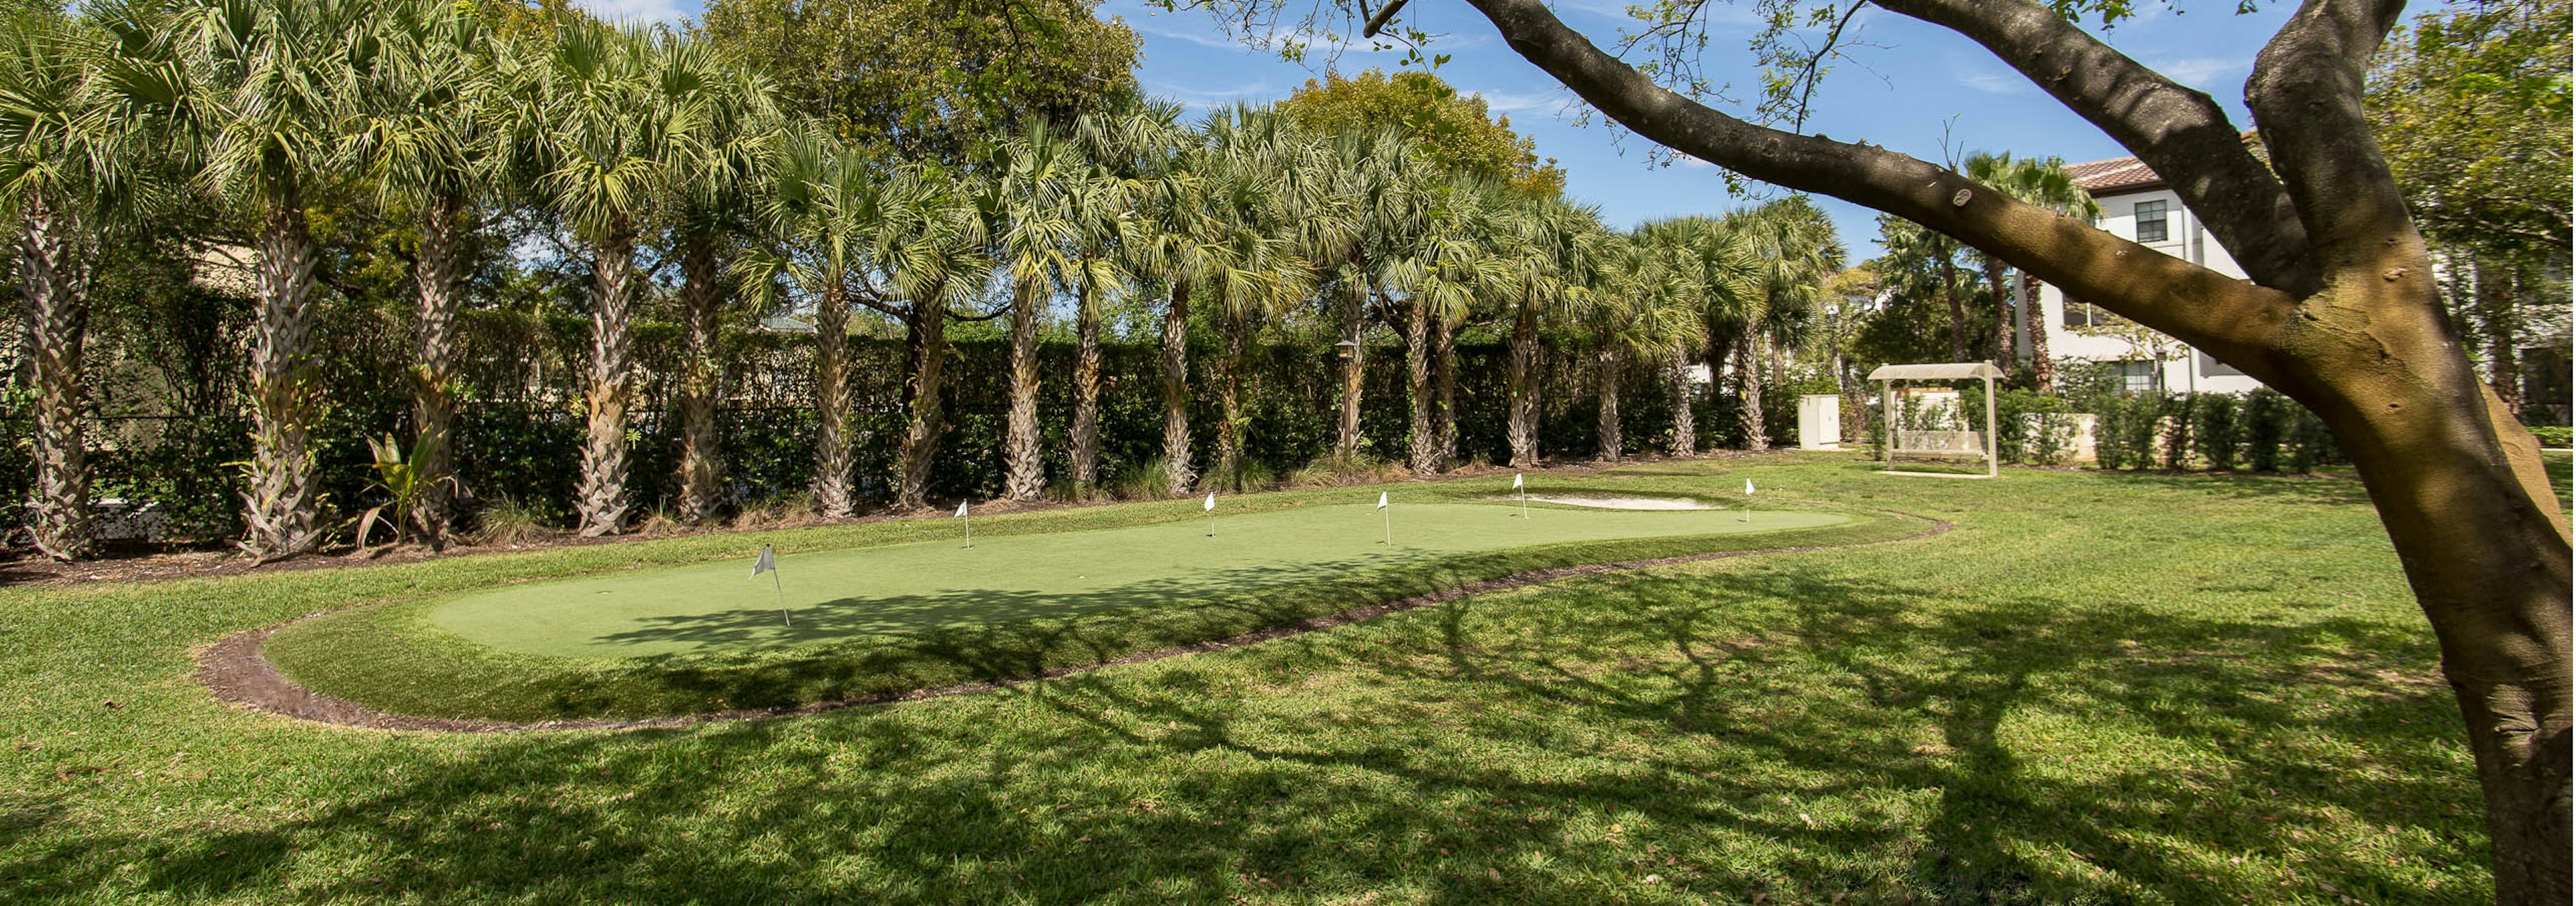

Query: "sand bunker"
left=1505, top=495, right=1715, bottom=511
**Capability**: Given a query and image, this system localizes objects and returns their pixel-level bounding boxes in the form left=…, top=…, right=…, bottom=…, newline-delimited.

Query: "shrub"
left=2094, top=395, right=2161, bottom=471
left=2242, top=389, right=2292, bottom=472
left=2290, top=405, right=2341, bottom=472
left=2159, top=393, right=2196, bottom=470
left=2532, top=425, right=2573, bottom=448
left=2193, top=393, right=2241, bottom=471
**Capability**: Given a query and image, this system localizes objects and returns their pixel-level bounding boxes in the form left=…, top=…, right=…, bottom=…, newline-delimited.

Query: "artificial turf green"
left=427, top=504, right=1847, bottom=658
left=5, top=452, right=2563, bottom=904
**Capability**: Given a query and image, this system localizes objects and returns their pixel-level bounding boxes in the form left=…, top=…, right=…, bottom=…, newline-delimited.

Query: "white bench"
left=1894, top=430, right=1987, bottom=459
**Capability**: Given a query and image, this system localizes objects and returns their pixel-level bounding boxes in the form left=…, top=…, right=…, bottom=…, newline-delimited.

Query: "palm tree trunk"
left=575, top=223, right=637, bottom=537
left=1334, top=285, right=1365, bottom=461
left=895, top=286, right=950, bottom=511
left=1985, top=254, right=2012, bottom=373
left=1507, top=300, right=1539, bottom=468
left=2023, top=272, right=2054, bottom=393
left=810, top=285, right=853, bottom=517
left=242, top=201, right=325, bottom=559
left=1159, top=276, right=1195, bottom=495
left=676, top=230, right=726, bottom=524
left=1940, top=252, right=1968, bottom=362
left=1216, top=309, right=1246, bottom=487
left=1070, top=280, right=1103, bottom=487
left=1002, top=275, right=1046, bottom=500
left=1596, top=330, right=1623, bottom=462
left=410, top=198, right=463, bottom=548
left=1434, top=317, right=1459, bottom=468
left=1405, top=294, right=1436, bottom=474
left=21, top=193, right=91, bottom=561
left=1666, top=347, right=1695, bottom=458
left=1737, top=336, right=1768, bottom=452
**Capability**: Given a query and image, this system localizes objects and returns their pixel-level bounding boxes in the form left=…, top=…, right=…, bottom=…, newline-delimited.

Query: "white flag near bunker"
left=1204, top=492, right=1218, bottom=536
left=955, top=500, right=973, bottom=548
left=751, top=544, right=788, bottom=627
left=1376, top=491, right=1392, bottom=546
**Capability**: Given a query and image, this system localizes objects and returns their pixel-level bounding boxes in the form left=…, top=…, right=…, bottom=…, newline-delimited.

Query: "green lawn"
left=5, top=452, right=2555, bottom=903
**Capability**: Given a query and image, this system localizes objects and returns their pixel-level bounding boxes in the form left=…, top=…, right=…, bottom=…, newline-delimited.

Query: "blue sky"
left=588, top=0, right=2296, bottom=256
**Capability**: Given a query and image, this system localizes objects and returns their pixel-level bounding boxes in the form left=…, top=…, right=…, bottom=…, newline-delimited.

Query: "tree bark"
left=2477, top=256, right=2522, bottom=416
left=1002, top=274, right=1046, bottom=500
left=241, top=201, right=325, bottom=559
left=407, top=197, right=462, bottom=548
left=1335, top=285, right=1366, bottom=461
left=1666, top=346, right=1695, bottom=457
left=894, top=283, right=950, bottom=511
left=1216, top=309, right=1246, bottom=488
left=1736, top=336, right=1767, bottom=452
left=1986, top=253, right=2014, bottom=373
left=1070, top=279, right=1104, bottom=488
left=1405, top=294, right=1436, bottom=474
left=1159, top=277, right=1195, bottom=495
left=2024, top=272, right=2054, bottom=393
left=1507, top=299, right=1540, bottom=468
left=1434, top=317, right=1460, bottom=468
left=1595, top=331, right=1622, bottom=462
left=21, top=193, right=91, bottom=562
left=809, top=285, right=854, bottom=517
left=1939, top=250, right=1968, bottom=362
left=676, top=230, right=726, bottom=525
left=575, top=221, right=637, bottom=538
left=1453, top=0, right=2573, bottom=897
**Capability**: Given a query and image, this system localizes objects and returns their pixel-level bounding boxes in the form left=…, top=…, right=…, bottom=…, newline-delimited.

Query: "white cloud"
left=1470, top=88, right=1578, bottom=117
left=1957, top=70, right=2034, bottom=95
left=2144, top=56, right=2249, bottom=88
left=568, top=0, right=690, bottom=25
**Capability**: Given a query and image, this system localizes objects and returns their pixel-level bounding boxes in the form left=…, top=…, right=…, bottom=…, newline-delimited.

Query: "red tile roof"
left=2066, top=154, right=2163, bottom=195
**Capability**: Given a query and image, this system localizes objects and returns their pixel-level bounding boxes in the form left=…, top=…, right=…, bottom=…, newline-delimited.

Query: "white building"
left=2023, top=154, right=2267, bottom=396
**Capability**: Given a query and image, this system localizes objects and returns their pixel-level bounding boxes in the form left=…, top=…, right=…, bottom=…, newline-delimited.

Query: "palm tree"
left=343, top=0, right=500, bottom=548
left=521, top=22, right=702, bottom=536
left=663, top=48, right=777, bottom=524
left=749, top=124, right=874, bottom=517
left=1729, top=198, right=1841, bottom=450
left=1964, top=152, right=2099, bottom=392
left=1878, top=216, right=1974, bottom=364
left=1397, top=177, right=1504, bottom=474
left=1591, top=230, right=1705, bottom=462
left=168, top=0, right=370, bottom=560
left=1315, top=129, right=1428, bottom=464
left=1500, top=196, right=1606, bottom=468
left=1066, top=99, right=1181, bottom=490
left=0, top=9, right=129, bottom=560
left=987, top=122, right=1083, bottom=501
left=1199, top=108, right=1318, bottom=487
left=1640, top=214, right=1761, bottom=457
left=872, top=164, right=989, bottom=511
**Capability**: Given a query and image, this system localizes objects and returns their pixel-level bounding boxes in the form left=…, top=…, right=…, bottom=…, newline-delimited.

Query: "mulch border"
left=195, top=510, right=1953, bottom=734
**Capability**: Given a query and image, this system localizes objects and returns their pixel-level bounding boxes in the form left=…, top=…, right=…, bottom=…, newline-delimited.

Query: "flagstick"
left=1382, top=506, right=1392, bottom=546
left=963, top=511, right=972, bottom=549
left=773, top=569, right=790, bottom=627
left=1208, top=509, right=1216, bottom=538
left=1519, top=487, right=1528, bottom=519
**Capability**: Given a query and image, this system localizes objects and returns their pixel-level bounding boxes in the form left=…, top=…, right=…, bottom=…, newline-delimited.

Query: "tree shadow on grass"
left=5, top=562, right=2482, bottom=904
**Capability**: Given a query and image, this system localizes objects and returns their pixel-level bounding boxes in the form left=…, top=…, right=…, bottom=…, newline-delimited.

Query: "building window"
left=2114, top=360, right=2157, bottom=394
left=2063, top=299, right=2112, bottom=328
left=2135, top=199, right=2169, bottom=243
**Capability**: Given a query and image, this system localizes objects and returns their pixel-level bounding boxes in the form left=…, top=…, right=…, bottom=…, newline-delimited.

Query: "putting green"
left=431, top=503, right=1847, bottom=659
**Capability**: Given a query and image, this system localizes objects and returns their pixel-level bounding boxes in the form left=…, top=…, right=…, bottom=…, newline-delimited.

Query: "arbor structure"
left=1191, top=0, right=2572, bottom=896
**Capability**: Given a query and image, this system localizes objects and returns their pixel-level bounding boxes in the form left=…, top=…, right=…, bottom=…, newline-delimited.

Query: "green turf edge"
left=262, top=508, right=1927, bottom=723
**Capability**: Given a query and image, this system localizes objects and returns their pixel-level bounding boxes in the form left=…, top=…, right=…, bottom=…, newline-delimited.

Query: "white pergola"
left=1866, top=362, right=2004, bottom=479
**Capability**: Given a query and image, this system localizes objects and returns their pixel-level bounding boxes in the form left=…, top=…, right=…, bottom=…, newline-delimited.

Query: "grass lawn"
left=4, top=451, right=2563, bottom=903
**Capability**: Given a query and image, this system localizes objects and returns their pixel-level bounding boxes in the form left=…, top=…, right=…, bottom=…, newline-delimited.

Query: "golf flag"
left=751, top=544, right=788, bottom=627
left=955, top=499, right=972, bottom=548
left=1512, top=472, right=1523, bottom=489
left=1376, top=491, right=1393, bottom=546
left=1204, top=492, right=1216, bottom=511
left=1742, top=478, right=1754, bottom=522
left=1204, top=491, right=1219, bottom=536
left=1746, top=478, right=1755, bottom=495
left=1513, top=472, right=1527, bottom=518
left=1377, top=491, right=1389, bottom=509
left=955, top=500, right=969, bottom=517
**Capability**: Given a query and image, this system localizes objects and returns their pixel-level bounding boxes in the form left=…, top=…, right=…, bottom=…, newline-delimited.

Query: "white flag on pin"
left=1203, top=492, right=1216, bottom=511
left=955, top=500, right=969, bottom=517
left=1745, top=479, right=1756, bottom=495
left=1512, top=472, right=1523, bottom=489
left=750, top=544, right=775, bottom=578
left=1376, top=491, right=1389, bottom=509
